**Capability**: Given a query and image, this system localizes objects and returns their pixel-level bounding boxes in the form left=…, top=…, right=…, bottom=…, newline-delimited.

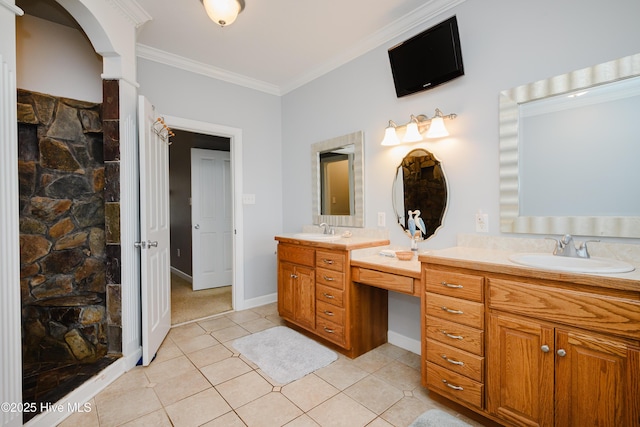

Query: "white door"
left=138, top=96, right=171, bottom=365
left=191, top=148, right=233, bottom=291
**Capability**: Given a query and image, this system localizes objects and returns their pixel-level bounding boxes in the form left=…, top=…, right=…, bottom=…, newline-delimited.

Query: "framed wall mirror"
left=499, top=52, right=640, bottom=237
left=311, top=131, right=364, bottom=227
left=392, top=148, right=448, bottom=240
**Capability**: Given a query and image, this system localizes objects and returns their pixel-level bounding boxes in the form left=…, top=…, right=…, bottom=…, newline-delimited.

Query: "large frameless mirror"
left=392, top=148, right=448, bottom=240
left=312, top=131, right=364, bottom=227
left=499, top=52, right=640, bottom=237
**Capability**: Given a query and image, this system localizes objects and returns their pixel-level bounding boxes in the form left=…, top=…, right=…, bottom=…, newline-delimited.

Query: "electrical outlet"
left=475, top=211, right=489, bottom=233
left=242, top=194, right=256, bottom=204
left=378, top=212, right=386, bottom=227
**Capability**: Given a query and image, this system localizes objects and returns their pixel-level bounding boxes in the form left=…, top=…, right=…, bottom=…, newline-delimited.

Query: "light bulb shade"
left=202, top=0, right=243, bottom=26
left=381, top=126, right=400, bottom=146
left=403, top=121, right=423, bottom=142
left=425, top=116, right=449, bottom=138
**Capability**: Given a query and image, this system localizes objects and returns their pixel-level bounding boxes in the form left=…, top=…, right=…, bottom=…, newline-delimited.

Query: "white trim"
left=107, top=0, right=152, bottom=28
left=162, top=115, right=246, bottom=311
left=25, top=358, right=127, bottom=427
left=241, top=293, right=277, bottom=310
left=387, top=331, right=421, bottom=355
left=0, top=0, right=23, bottom=16
left=170, top=266, right=192, bottom=283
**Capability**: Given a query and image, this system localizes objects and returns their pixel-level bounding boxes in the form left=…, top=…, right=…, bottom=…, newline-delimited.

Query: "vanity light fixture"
left=201, top=0, right=245, bottom=27
left=380, top=108, right=457, bottom=145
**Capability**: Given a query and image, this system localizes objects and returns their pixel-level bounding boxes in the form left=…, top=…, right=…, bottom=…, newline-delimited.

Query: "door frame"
left=164, top=115, right=244, bottom=310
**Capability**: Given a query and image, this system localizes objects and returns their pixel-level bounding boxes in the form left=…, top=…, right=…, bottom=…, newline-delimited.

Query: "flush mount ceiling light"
left=380, top=109, right=457, bottom=146
left=201, top=0, right=245, bottom=27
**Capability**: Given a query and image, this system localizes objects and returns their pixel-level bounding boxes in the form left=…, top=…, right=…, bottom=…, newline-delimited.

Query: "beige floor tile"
left=153, top=338, right=184, bottom=363
left=201, top=410, right=247, bottom=427
left=216, top=370, right=273, bottom=408
left=307, top=393, right=377, bottom=427
left=95, top=367, right=150, bottom=402
left=58, top=399, right=99, bottom=427
left=164, top=388, right=231, bottom=427
left=344, top=375, right=404, bottom=415
left=374, top=343, right=412, bottom=360
left=380, top=396, right=432, bottom=427
left=168, top=322, right=206, bottom=340
left=366, top=418, right=395, bottom=427
left=120, top=409, right=172, bottom=426
left=210, top=324, right=250, bottom=343
left=352, top=349, right=395, bottom=373
left=240, top=316, right=279, bottom=333
left=143, top=355, right=197, bottom=384
left=314, top=357, right=369, bottom=390
left=186, top=343, right=233, bottom=368
left=197, top=316, right=238, bottom=332
left=284, top=414, right=321, bottom=426
left=396, top=351, right=421, bottom=370
left=373, top=360, right=422, bottom=391
left=236, top=392, right=303, bottom=427
left=225, top=309, right=261, bottom=324
left=95, top=386, right=162, bottom=426
left=200, top=355, right=252, bottom=385
left=281, top=374, right=339, bottom=412
left=250, top=302, right=278, bottom=317
left=172, top=332, right=218, bottom=354
left=152, top=369, right=212, bottom=406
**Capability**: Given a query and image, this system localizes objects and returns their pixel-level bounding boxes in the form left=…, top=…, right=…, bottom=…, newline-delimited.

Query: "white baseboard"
left=241, top=292, right=277, bottom=310
left=170, top=267, right=192, bottom=282
left=25, top=357, right=127, bottom=427
left=388, top=331, right=421, bottom=355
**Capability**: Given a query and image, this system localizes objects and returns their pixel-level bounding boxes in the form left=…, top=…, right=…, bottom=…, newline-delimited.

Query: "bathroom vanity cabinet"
left=275, top=235, right=389, bottom=358
left=420, top=250, right=640, bottom=427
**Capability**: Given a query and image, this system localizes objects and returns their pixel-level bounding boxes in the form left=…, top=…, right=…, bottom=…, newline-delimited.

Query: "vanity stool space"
left=420, top=249, right=640, bottom=427
left=275, top=235, right=389, bottom=358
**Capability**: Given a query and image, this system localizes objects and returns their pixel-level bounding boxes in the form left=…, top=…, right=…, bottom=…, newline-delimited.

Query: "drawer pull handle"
left=441, top=355, right=465, bottom=366
left=557, top=349, right=567, bottom=357
left=442, top=379, right=464, bottom=391
left=322, top=259, right=334, bottom=265
left=441, top=281, right=463, bottom=289
left=324, top=310, right=334, bottom=316
left=322, top=293, right=335, bottom=299
left=323, top=275, right=335, bottom=281
left=324, top=327, right=334, bottom=333
left=441, top=306, right=464, bottom=315
left=441, top=331, right=464, bottom=340
left=290, top=274, right=298, bottom=279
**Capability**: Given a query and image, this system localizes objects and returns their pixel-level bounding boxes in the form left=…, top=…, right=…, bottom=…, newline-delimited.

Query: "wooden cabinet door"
left=278, top=262, right=295, bottom=319
left=487, top=313, right=554, bottom=427
left=293, top=265, right=315, bottom=330
left=555, top=329, right=639, bottom=427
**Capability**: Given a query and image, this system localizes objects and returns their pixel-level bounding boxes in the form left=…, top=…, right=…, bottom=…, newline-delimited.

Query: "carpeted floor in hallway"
left=171, top=274, right=232, bottom=325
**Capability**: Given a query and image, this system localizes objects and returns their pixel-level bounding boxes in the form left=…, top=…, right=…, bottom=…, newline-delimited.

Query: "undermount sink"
left=292, top=233, right=341, bottom=242
left=508, top=253, right=635, bottom=274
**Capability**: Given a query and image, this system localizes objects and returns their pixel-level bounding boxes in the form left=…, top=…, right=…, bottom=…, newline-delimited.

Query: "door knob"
left=194, top=224, right=200, bottom=229
left=147, top=241, right=158, bottom=247
left=134, top=241, right=146, bottom=249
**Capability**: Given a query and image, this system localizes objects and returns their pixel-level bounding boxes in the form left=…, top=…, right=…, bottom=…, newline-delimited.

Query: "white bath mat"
left=232, top=326, right=337, bottom=384
left=409, top=409, right=473, bottom=427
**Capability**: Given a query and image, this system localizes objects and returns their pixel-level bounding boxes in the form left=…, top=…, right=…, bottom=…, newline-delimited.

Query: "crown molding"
left=136, top=44, right=282, bottom=96
left=1, top=0, right=24, bottom=15
left=136, top=0, right=466, bottom=96
left=108, top=0, right=152, bottom=28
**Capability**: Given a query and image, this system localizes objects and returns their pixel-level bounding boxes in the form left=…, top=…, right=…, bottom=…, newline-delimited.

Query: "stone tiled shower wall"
left=18, top=80, right=122, bottom=368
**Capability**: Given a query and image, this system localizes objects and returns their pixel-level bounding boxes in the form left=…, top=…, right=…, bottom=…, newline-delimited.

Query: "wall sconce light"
left=201, top=0, right=245, bottom=27
left=380, top=108, right=457, bottom=146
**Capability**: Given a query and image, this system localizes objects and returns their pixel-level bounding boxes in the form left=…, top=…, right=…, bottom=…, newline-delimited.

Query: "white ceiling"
left=20, top=0, right=465, bottom=95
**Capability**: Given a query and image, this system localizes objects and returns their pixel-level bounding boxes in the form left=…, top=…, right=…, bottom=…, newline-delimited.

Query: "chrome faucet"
left=319, top=222, right=333, bottom=235
left=547, top=234, right=599, bottom=259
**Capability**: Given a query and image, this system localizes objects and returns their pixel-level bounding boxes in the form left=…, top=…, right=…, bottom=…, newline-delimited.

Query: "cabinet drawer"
left=278, top=244, right=315, bottom=267
left=426, top=339, right=484, bottom=383
left=317, top=300, right=345, bottom=325
left=426, top=293, right=484, bottom=329
left=426, top=362, right=484, bottom=409
left=426, top=316, right=484, bottom=356
left=489, top=278, right=640, bottom=340
left=353, top=268, right=415, bottom=295
left=425, top=269, right=484, bottom=302
left=316, top=316, right=345, bottom=346
left=316, top=284, right=344, bottom=308
left=316, top=267, right=345, bottom=290
left=316, top=250, right=346, bottom=272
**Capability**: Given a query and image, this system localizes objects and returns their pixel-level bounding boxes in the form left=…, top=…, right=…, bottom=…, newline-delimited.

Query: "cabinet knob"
left=541, top=345, right=550, bottom=353
left=290, top=274, right=298, bottom=279
left=557, top=349, right=567, bottom=357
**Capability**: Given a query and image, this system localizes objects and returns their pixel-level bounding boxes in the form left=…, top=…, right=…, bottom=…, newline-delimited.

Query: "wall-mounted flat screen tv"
left=388, top=16, right=464, bottom=98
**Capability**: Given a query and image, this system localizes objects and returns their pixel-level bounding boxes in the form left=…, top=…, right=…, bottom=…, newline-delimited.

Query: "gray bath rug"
left=232, top=326, right=337, bottom=384
left=409, top=409, right=473, bottom=427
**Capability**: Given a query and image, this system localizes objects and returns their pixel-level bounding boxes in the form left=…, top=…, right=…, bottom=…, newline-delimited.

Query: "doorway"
left=168, top=128, right=234, bottom=324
